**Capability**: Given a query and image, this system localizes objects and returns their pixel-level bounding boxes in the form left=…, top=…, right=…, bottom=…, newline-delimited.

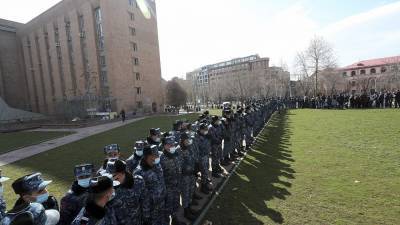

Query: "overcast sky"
left=1, top=0, right=400, bottom=80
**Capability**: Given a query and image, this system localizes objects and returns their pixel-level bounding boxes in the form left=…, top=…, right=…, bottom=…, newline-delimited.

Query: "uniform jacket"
left=59, top=181, right=89, bottom=225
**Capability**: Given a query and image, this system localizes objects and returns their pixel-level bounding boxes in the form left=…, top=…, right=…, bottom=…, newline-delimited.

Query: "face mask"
left=202, top=131, right=208, bottom=135
left=78, top=178, right=91, bottom=188
left=108, top=157, right=119, bottom=161
left=155, top=137, right=161, bottom=142
left=109, top=190, right=116, bottom=202
left=136, top=150, right=143, bottom=157
left=217, top=121, right=222, bottom=125
left=188, top=139, right=193, bottom=146
left=35, top=192, right=49, bottom=203
left=169, top=147, right=176, bottom=154
left=154, top=157, right=160, bottom=165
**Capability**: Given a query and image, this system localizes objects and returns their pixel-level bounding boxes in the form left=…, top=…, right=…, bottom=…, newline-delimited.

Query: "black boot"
left=191, top=199, right=199, bottom=206
left=172, top=217, right=186, bottom=225
left=193, top=192, right=202, bottom=200
left=201, top=183, right=212, bottom=194
left=212, top=171, right=224, bottom=178
left=184, top=207, right=197, bottom=221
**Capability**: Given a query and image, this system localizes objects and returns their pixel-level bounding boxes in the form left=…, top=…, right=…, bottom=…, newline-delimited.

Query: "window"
left=135, top=72, right=141, bottom=80
left=131, top=42, right=138, bottom=51
left=351, top=71, right=356, bottom=76
left=134, top=57, right=139, bottom=65
left=351, top=81, right=356, bottom=87
left=129, top=27, right=136, bottom=36
left=129, top=12, right=135, bottom=21
left=370, top=68, right=376, bottom=74
left=100, top=56, right=106, bottom=66
left=136, top=87, right=142, bottom=94
left=128, top=0, right=135, bottom=6
left=342, top=72, right=347, bottom=77
left=136, top=101, right=143, bottom=108
left=360, top=69, right=366, bottom=75
left=381, top=67, right=387, bottom=73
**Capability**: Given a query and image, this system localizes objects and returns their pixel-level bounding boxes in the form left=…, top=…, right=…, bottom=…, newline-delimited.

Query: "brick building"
left=0, top=0, right=163, bottom=117
left=186, top=55, right=290, bottom=104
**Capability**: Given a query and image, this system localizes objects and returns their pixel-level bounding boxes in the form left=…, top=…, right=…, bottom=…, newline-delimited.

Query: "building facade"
left=0, top=19, right=28, bottom=110
left=0, top=0, right=163, bottom=117
left=340, top=56, right=400, bottom=94
left=186, top=55, right=290, bottom=104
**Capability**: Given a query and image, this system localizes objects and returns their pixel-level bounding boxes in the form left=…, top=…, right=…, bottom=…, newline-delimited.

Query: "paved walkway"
left=0, top=117, right=146, bottom=166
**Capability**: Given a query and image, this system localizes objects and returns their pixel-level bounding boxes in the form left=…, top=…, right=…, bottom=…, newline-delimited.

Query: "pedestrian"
left=120, top=109, right=126, bottom=122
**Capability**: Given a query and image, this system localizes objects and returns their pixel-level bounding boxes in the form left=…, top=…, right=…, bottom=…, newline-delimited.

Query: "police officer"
left=244, top=106, right=254, bottom=150
left=171, top=120, right=183, bottom=143
left=2, top=173, right=60, bottom=225
left=209, top=116, right=224, bottom=178
left=0, top=170, right=10, bottom=221
left=160, top=136, right=183, bottom=225
left=126, top=140, right=145, bottom=174
left=99, top=144, right=122, bottom=173
left=106, top=159, right=145, bottom=225
left=147, top=128, right=162, bottom=148
left=59, top=164, right=94, bottom=225
left=197, top=123, right=213, bottom=194
left=10, top=173, right=58, bottom=211
left=71, top=175, right=117, bottom=225
left=179, top=132, right=198, bottom=221
left=134, top=145, right=166, bottom=225
left=221, top=109, right=234, bottom=165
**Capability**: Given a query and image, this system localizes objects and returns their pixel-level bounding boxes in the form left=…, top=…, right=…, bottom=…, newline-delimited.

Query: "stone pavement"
left=0, top=117, right=146, bottom=166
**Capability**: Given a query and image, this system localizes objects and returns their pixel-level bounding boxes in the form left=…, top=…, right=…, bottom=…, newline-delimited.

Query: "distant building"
left=340, top=56, right=400, bottom=94
left=0, top=0, right=163, bottom=117
left=186, top=54, right=290, bottom=104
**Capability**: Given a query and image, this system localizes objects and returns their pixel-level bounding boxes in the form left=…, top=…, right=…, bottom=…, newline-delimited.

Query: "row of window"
left=344, top=67, right=387, bottom=77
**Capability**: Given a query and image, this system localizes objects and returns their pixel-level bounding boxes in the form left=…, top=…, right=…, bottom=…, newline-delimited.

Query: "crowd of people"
left=0, top=99, right=278, bottom=225
left=286, top=90, right=400, bottom=109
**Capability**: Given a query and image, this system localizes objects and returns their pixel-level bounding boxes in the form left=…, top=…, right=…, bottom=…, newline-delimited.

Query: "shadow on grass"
left=205, top=111, right=295, bottom=225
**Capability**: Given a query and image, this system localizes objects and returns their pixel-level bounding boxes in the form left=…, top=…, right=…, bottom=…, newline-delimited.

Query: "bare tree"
left=295, top=36, right=337, bottom=96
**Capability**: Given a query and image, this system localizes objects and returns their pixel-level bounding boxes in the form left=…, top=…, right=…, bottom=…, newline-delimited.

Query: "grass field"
left=204, top=109, right=400, bottom=225
left=0, top=131, right=73, bottom=155
left=1, top=114, right=198, bottom=209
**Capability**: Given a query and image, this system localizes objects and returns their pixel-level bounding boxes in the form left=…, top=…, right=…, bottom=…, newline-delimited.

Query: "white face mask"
left=35, top=192, right=49, bottom=203
left=77, top=178, right=91, bottom=188
left=136, top=150, right=143, bottom=157
left=155, top=137, right=161, bottom=142
left=169, top=147, right=176, bottom=154
left=154, top=157, right=160, bottom=165
left=202, top=131, right=208, bottom=135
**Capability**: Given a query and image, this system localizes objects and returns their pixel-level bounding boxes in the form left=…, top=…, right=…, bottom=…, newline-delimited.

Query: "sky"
left=1, top=0, right=400, bottom=80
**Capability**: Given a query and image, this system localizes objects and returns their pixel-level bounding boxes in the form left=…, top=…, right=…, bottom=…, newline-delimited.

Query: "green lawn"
left=204, top=109, right=400, bottom=225
left=1, top=114, right=198, bottom=209
left=0, top=131, right=73, bottom=155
